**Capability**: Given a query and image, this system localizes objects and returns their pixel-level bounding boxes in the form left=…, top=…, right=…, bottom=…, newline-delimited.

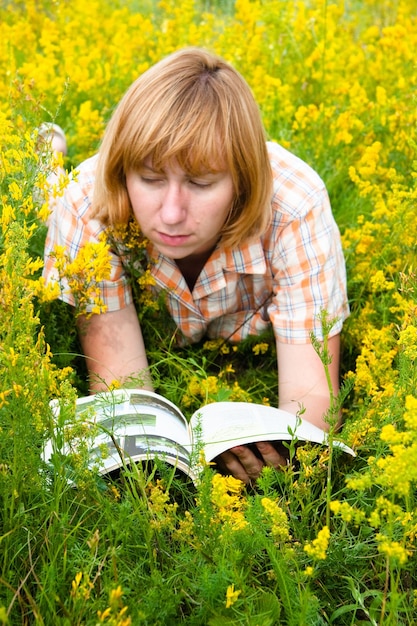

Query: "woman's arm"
left=277, top=333, right=341, bottom=430
left=77, top=302, right=153, bottom=393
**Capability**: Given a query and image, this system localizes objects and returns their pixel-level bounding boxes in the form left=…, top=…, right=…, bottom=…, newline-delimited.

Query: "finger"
left=255, top=441, right=288, bottom=469
left=229, top=445, right=264, bottom=481
left=216, top=450, right=251, bottom=484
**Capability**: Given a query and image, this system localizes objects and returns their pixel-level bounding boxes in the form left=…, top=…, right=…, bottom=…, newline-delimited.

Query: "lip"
left=158, top=232, right=191, bottom=246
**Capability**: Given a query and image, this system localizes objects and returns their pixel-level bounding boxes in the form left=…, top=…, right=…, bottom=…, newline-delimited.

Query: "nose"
left=160, top=182, right=186, bottom=225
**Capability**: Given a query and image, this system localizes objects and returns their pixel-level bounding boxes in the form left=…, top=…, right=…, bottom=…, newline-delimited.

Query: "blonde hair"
left=93, top=47, right=272, bottom=248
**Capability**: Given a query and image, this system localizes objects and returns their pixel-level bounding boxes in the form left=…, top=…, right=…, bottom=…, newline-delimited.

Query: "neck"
left=175, top=246, right=216, bottom=292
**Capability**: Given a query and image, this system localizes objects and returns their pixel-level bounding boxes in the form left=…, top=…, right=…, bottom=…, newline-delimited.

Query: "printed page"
left=44, top=389, right=195, bottom=478
left=189, top=402, right=355, bottom=461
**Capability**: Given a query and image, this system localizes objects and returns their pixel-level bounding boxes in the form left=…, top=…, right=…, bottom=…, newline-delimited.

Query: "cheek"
left=127, top=194, right=145, bottom=228
left=222, top=183, right=236, bottom=214
left=126, top=183, right=147, bottom=220
left=126, top=180, right=136, bottom=209
left=216, top=191, right=234, bottom=225
left=214, top=206, right=231, bottom=228
left=126, top=175, right=146, bottom=202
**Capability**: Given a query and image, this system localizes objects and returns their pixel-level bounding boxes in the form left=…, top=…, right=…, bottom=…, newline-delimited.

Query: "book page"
left=189, top=402, right=355, bottom=461
left=44, top=389, right=195, bottom=479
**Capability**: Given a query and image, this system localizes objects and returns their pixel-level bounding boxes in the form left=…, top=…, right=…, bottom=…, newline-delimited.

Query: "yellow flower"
left=219, top=363, right=235, bottom=376
left=398, top=326, right=417, bottom=361
left=404, top=395, right=417, bottom=429
left=147, top=480, right=178, bottom=531
left=369, top=270, right=395, bottom=293
left=225, top=584, right=241, bottom=609
left=109, top=585, right=124, bottom=606
left=210, top=474, right=248, bottom=531
left=304, top=526, right=330, bottom=561
left=252, top=342, right=269, bottom=355
left=70, top=571, right=93, bottom=600
left=375, top=534, right=410, bottom=566
left=330, top=500, right=366, bottom=524
left=137, top=268, right=156, bottom=287
left=71, top=571, right=83, bottom=596
left=261, top=497, right=291, bottom=542
left=0, top=203, right=16, bottom=231
left=379, top=424, right=411, bottom=446
left=8, top=180, right=22, bottom=201
left=51, top=239, right=112, bottom=317
left=203, top=339, right=223, bottom=351
left=201, top=376, right=219, bottom=396
left=303, top=566, right=314, bottom=577
left=187, top=376, right=202, bottom=397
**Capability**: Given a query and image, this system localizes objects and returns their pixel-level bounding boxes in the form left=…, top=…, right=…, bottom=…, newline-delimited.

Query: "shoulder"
left=49, top=153, right=108, bottom=243
left=267, top=141, right=325, bottom=190
left=62, top=154, right=99, bottom=220
left=266, top=141, right=328, bottom=220
left=68, top=154, right=98, bottom=194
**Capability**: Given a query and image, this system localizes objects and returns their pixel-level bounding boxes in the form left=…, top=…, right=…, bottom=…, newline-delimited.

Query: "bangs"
left=122, top=74, right=232, bottom=177
left=150, top=135, right=228, bottom=177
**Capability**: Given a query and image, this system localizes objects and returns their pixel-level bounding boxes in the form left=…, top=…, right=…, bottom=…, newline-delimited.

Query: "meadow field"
left=1, top=0, right=417, bottom=623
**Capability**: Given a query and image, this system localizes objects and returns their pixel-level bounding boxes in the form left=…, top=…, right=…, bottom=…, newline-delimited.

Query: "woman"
left=43, top=47, right=349, bottom=483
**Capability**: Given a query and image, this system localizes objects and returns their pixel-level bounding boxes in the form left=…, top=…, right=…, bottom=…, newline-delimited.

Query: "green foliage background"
left=0, top=0, right=417, bottom=624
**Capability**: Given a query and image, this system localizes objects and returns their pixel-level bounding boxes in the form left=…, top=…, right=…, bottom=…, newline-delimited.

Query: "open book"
left=43, top=388, right=355, bottom=483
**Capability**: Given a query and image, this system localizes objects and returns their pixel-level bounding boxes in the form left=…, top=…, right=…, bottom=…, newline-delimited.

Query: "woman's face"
left=126, top=158, right=235, bottom=260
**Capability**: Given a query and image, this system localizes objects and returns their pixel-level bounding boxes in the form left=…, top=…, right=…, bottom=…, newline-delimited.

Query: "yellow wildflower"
left=375, top=534, right=410, bottom=566
left=252, top=342, right=269, bottom=355
left=261, top=497, right=291, bottom=542
left=330, top=500, right=366, bottom=524
left=51, top=239, right=112, bottom=317
left=147, top=480, right=178, bottom=531
left=369, top=270, right=395, bottom=293
left=225, top=584, right=241, bottom=609
left=304, top=526, right=330, bottom=561
left=70, top=571, right=94, bottom=600
left=211, top=474, right=248, bottom=531
left=398, top=326, right=417, bottom=361
left=404, top=395, right=417, bottom=429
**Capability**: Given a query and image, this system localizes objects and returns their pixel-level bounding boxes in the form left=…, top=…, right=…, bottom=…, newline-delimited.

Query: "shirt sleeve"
left=266, top=146, right=349, bottom=343
left=42, top=162, right=133, bottom=313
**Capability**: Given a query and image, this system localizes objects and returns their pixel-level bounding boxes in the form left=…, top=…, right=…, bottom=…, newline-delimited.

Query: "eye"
left=189, top=179, right=213, bottom=188
left=140, top=175, right=164, bottom=185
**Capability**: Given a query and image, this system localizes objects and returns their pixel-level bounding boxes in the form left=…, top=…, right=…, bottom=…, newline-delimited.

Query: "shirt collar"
left=215, top=238, right=267, bottom=275
left=148, top=237, right=267, bottom=276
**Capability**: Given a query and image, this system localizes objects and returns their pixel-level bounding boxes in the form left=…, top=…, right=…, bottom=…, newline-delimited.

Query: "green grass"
left=1, top=0, right=417, bottom=623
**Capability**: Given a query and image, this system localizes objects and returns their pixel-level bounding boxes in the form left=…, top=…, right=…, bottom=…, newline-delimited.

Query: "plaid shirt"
left=43, top=141, right=349, bottom=344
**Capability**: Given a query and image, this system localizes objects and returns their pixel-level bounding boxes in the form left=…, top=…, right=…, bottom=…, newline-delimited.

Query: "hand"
left=214, top=441, right=288, bottom=485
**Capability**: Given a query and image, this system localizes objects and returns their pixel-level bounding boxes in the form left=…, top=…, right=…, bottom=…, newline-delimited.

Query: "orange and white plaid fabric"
left=43, top=142, right=349, bottom=344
